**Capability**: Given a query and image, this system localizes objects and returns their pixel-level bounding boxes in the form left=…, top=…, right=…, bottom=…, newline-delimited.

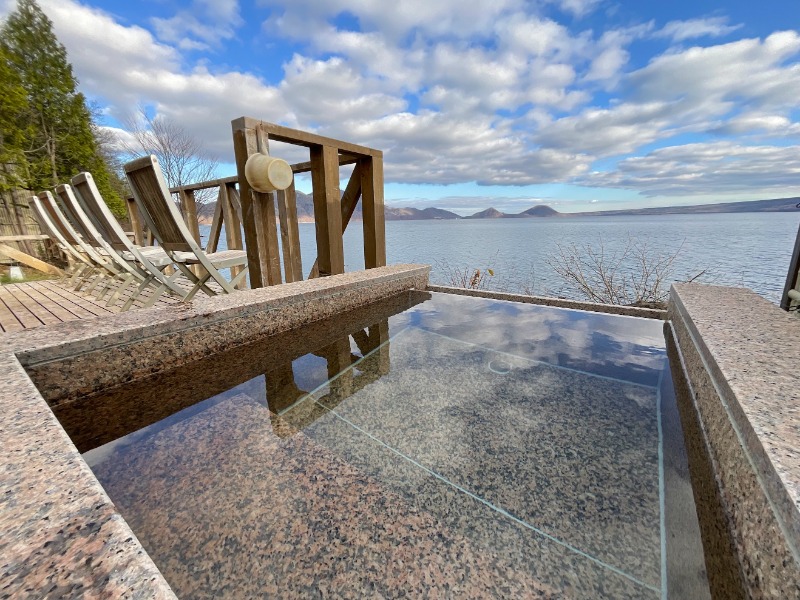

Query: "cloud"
left=580, top=142, right=800, bottom=196
left=2, top=0, right=798, bottom=198
left=655, top=17, right=743, bottom=42
left=151, top=0, right=243, bottom=51
left=536, top=32, right=800, bottom=156
left=549, top=0, right=602, bottom=18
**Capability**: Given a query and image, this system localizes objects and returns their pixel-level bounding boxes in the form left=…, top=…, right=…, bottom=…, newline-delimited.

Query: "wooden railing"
left=231, top=117, right=386, bottom=288
left=128, top=119, right=387, bottom=290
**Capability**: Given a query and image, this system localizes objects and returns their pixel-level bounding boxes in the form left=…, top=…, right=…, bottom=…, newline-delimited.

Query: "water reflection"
left=69, top=291, right=426, bottom=455
left=265, top=319, right=391, bottom=437
left=72, top=290, right=711, bottom=600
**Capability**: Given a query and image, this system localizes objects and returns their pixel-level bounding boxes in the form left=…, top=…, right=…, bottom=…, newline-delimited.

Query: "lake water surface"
left=202, top=212, right=800, bottom=304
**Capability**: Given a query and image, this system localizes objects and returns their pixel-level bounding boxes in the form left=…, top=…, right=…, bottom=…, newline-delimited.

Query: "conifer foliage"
left=0, top=0, right=125, bottom=214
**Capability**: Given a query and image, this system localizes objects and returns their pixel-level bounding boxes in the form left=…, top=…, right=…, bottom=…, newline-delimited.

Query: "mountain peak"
left=467, top=207, right=505, bottom=219
left=521, top=205, right=559, bottom=217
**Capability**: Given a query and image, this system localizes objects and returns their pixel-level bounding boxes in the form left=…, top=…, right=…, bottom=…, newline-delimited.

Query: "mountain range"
left=297, top=192, right=800, bottom=219
left=199, top=192, right=800, bottom=222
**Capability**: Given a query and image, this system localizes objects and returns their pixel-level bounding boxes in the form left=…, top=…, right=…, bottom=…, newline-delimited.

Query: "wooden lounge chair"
left=36, top=191, right=123, bottom=297
left=56, top=182, right=186, bottom=310
left=70, top=172, right=193, bottom=309
left=125, top=155, right=248, bottom=300
left=29, top=194, right=95, bottom=286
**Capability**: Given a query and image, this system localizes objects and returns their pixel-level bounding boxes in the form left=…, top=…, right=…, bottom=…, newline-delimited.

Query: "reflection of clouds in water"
left=394, top=293, right=665, bottom=383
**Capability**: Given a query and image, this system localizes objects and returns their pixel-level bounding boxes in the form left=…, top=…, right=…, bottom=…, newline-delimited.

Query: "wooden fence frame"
left=231, top=117, right=386, bottom=288
left=126, top=120, right=387, bottom=290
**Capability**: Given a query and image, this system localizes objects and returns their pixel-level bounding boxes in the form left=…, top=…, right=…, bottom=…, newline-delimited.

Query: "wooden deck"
left=0, top=278, right=181, bottom=333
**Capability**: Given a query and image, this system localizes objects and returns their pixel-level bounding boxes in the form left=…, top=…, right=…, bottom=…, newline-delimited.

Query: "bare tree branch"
left=120, top=108, right=218, bottom=217
left=547, top=236, right=696, bottom=307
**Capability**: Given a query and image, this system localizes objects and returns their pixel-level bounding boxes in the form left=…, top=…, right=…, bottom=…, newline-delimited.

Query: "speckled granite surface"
left=427, top=285, right=667, bottom=320
left=309, top=327, right=662, bottom=587
left=668, top=283, right=800, bottom=599
left=0, top=265, right=429, bottom=599
left=79, top=291, right=710, bottom=599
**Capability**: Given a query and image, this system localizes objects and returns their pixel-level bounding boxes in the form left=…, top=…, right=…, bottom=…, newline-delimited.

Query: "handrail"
left=781, top=222, right=800, bottom=311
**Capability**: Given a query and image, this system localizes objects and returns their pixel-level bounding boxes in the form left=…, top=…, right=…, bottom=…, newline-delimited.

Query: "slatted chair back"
left=37, top=191, right=114, bottom=271
left=56, top=184, right=144, bottom=279
left=125, top=156, right=195, bottom=253
left=38, top=191, right=79, bottom=245
left=54, top=186, right=99, bottom=247
left=29, top=195, right=88, bottom=266
left=71, top=173, right=131, bottom=251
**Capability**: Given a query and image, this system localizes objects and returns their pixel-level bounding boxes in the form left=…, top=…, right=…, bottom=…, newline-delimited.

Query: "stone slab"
left=427, top=285, right=667, bottom=320
left=0, top=264, right=429, bottom=599
left=668, top=282, right=800, bottom=599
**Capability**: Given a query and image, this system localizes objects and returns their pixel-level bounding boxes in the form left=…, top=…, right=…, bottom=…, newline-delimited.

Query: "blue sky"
left=2, top=0, right=799, bottom=214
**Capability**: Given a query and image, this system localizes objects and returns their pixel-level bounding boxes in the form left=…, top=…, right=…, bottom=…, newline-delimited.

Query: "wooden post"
left=179, top=190, right=202, bottom=243
left=322, top=336, right=353, bottom=401
left=264, top=362, right=307, bottom=413
left=206, top=186, right=225, bottom=253
left=220, top=183, right=245, bottom=286
left=276, top=181, right=303, bottom=283
left=360, top=154, right=386, bottom=269
left=180, top=189, right=202, bottom=275
left=125, top=197, right=145, bottom=246
left=310, top=145, right=344, bottom=276
left=232, top=118, right=282, bottom=287
left=781, top=222, right=800, bottom=311
left=307, top=163, right=362, bottom=279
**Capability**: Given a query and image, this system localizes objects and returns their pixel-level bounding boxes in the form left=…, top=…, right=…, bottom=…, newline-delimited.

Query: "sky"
left=1, top=0, right=799, bottom=214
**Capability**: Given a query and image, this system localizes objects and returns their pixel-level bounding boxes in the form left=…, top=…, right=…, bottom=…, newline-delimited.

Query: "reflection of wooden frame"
left=55, top=292, right=429, bottom=452
left=232, top=117, right=387, bottom=288
left=264, top=319, right=391, bottom=437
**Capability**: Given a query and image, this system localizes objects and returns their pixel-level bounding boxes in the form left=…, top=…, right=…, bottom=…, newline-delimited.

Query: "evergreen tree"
left=0, top=44, right=31, bottom=193
left=0, top=0, right=126, bottom=215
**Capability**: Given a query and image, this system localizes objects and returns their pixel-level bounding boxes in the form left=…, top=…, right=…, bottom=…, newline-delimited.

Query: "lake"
left=201, top=212, right=800, bottom=305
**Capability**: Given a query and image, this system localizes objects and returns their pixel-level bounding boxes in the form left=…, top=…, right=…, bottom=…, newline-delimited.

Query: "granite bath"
left=3, top=266, right=798, bottom=598
left=69, top=290, right=709, bottom=599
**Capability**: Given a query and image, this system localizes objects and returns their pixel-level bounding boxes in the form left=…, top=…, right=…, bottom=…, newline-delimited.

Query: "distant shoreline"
left=198, top=195, right=800, bottom=224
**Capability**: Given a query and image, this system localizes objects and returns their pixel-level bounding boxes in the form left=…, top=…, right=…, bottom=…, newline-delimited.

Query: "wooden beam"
left=276, top=181, right=303, bottom=283
left=205, top=186, right=224, bottom=253
left=308, top=163, right=362, bottom=279
left=0, top=235, right=49, bottom=242
left=232, top=124, right=282, bottom=287
left=290, top=153, right=360, bottom=174
left=0, top=243, right=63, bottom=275
left=171, top=175, right=238, bottom=194
left=227, top=186, right=244, bottom=223
left=310, top=145, right=345, bottom=277
left=220, top=183, right=246, bottom=287
left=360, top=155, right=386, bottom=269
left=233, top=117, right=379, bottom=157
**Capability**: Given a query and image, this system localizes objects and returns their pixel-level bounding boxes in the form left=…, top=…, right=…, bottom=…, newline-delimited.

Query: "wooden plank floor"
left=0, top=277, right=184, bottom=333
